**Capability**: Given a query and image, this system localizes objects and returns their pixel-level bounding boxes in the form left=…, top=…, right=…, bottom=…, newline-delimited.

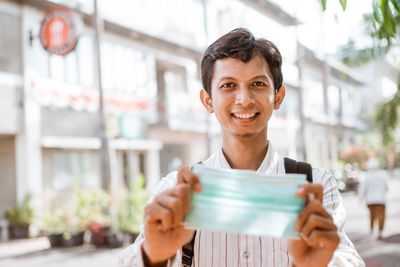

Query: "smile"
left=231, top=112, right=258, bottom=119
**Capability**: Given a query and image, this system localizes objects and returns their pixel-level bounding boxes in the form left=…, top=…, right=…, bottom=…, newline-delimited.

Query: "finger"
left=300, top=213, right=337, bottom=238
left=173, top=184, right=191, bottom=215
left=296, top=199, right=332, bottom=231
left=177, top=166, right=202, bottom=192
left=296, top=184, right=323, bottom=202
left=144, top=202, right=173, bottom=232
left=302, top=230, right=340, bottom=249
left=156, top=194, right=183, bottom=228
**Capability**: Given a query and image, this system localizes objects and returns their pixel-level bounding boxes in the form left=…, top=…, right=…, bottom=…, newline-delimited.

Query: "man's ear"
left=273, top=86, right=285, bottom=110
left=200, top=89, right=214, bottom=113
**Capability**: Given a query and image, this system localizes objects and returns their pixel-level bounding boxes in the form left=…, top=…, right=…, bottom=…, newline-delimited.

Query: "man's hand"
left=142, top=166, right=202, bottom=266
left=290, top=184, right=340, bottom=267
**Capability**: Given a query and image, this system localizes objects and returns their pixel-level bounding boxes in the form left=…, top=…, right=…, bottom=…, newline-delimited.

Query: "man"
left=359, top=157, right=388, bottom=239
left=119, top=28, right=364, bottom=267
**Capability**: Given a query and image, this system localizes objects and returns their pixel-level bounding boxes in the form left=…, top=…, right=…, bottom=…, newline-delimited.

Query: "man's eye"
left=222, top=83, right=234, bottom=88
left=253, top=81, right=266, bottom=87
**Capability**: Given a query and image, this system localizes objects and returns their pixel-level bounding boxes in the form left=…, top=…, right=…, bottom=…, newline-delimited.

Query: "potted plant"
left=67, top=222, right=85, bottom=247
left=117, top=174, right=149, bottom=245
left=89, top=217, right=111, bottom=247
left=42, top=209, right=65, bottom=247
left=5, top=195, right=34, bottom=239
left=61, top=211, right=86, bottom=247
left=74, top=187, right=110, bottom=247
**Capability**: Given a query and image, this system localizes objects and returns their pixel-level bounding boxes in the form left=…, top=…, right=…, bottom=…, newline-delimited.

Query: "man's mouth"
left=231, top=112, right=259, bottom=119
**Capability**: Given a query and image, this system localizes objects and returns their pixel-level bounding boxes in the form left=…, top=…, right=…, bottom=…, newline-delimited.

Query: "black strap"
left=284, top=157, right=313, bottom=183
left=182, top=158, right=313, bottom=266
left=181, top=231, right=196, bottom=267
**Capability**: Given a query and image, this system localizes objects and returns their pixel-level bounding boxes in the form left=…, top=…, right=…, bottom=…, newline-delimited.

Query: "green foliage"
left=74, top=187, right=110, bottom=228
left=339, top=0, right=347, bottom=10
left=321, top=0, right=327, bottom=11
left=5, top=195, right=34, bottom=227
left=334, top=1, right=400, bottom=147
left=42, top=209, right=66, bottom=234
left=374, top=86, right=400, bottom=146
left=117, top=174, right=149, bottom=233
left=321, top=0, right=347, bottom=11
left=379, top=0, right=397, bottom=36
left=41, top=188, right=110, bottom=235
left=323, top=1, right=399, bottom=36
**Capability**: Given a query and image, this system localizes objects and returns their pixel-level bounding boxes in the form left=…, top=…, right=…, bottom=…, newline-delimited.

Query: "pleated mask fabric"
left=185, top=165, right=307, bottom=238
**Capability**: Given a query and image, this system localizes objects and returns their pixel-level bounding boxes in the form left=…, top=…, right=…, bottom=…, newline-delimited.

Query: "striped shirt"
left=119, top=142, right=365, bottom=267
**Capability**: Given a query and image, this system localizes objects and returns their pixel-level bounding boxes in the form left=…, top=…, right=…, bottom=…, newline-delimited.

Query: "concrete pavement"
left=342, top=177, right=400, bottom=267
left=0, top=239, right=123, bottom=267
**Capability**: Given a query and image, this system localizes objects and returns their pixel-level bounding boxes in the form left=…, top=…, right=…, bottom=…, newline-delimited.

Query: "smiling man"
left=119, top=28, right=364, bottom=267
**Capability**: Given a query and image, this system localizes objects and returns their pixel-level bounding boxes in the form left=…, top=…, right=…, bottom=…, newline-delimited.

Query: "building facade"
left=0, top=0, right=397, bottom=217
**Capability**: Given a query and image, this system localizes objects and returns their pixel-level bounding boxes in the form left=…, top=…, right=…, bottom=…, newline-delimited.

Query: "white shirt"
left=358, top=170, right=388, bottom=205
left=119, top=143, right=365, bottom=267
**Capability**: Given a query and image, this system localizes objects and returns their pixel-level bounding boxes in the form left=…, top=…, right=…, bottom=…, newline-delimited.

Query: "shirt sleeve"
left=313, top=168, right=366, bottom=267
left=118, top=172, right=180, bottom=267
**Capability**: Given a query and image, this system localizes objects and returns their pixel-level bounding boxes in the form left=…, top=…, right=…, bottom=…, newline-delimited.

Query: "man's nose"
left=235, top=87, right=255, bottom=106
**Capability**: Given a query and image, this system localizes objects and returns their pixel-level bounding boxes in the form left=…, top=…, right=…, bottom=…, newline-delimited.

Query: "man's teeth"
left=233, top=113, right=256, bottom=119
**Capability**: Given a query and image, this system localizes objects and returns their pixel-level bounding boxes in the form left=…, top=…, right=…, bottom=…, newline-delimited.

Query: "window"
left=101, top=40, right=151, bottom=95
left=52, top=150, right=99, bottom=190
left=49, top=51, right=79, bottom=83
left=77, top=34, right=94, bottom=88
left=328, top=85, right=341, bottom=119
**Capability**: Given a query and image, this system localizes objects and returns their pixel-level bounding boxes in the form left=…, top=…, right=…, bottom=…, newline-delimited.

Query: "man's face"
left=203, top=55, right=282, bottom=138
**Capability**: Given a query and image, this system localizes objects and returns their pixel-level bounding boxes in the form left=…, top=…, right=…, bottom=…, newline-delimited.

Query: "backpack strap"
left=181, top=231, right=196, bottom=267
left=284, top=157, right=313, bottom=183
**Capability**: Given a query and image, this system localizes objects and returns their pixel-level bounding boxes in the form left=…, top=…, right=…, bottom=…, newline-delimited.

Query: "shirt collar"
left=215, top=140, right=280, bottom=174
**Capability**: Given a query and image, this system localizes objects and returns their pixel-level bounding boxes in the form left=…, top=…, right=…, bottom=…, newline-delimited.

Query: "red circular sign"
left=39, top=7, right=79, bottom=56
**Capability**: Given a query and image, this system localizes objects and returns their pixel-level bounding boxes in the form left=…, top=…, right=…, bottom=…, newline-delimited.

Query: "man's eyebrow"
left=217, top=76, right=237, bottom=82
left=251, top=75, right=271, bottom=82
left=217, top=75, right=270, bottom=81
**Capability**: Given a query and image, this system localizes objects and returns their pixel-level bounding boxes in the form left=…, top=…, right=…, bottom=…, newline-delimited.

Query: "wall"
left=0, top=136, right=16, bottom=217
left=0, top=76, right=21, bottom=134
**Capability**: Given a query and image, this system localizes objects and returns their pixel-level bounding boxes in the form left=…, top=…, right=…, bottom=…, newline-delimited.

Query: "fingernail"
left=296, top=187, right=304, bottom=195
left=195, top=183, right=202, bottom=192
left=300, top=233, right=308, bottom=242
left=319, top=242, right=324, bottom=248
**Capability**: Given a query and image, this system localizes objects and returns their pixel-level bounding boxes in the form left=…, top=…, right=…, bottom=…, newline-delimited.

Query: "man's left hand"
left=290, top=184, right=340, bottom=267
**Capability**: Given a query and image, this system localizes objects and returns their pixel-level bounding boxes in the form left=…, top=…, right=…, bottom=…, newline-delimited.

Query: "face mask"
left=184, top=165, right=307, bottom=238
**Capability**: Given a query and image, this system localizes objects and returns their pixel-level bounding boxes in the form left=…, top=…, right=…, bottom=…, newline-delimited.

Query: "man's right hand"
left=142, top=166, right=202, bottom=266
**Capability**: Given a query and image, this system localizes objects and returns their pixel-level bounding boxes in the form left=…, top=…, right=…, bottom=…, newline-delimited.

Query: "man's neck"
left=222, top=131, right=268, bottom=170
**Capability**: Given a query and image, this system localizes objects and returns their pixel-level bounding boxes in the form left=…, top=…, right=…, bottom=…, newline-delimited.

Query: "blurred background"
left=0, top=0, right=399, bottom=266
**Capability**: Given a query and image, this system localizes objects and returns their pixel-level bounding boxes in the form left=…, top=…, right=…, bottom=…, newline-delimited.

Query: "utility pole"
left=93, top=0, right=110, bottom=190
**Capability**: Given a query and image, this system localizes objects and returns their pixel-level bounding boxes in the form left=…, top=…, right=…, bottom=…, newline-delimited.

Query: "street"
left=0, top=177, right=399, bottom=267
left=342, top=176, right=400, bottom=267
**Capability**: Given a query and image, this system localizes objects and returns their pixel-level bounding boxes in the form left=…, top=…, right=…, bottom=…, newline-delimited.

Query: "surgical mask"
left=184, top=165, right=307, bottom=238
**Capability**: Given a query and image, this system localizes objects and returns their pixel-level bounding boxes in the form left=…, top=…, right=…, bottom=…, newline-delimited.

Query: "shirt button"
left=242, top=251, right=249, bottom=259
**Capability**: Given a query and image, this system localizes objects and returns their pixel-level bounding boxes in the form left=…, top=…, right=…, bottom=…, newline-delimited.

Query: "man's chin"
left=234, top=132, right=255, bottom=138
